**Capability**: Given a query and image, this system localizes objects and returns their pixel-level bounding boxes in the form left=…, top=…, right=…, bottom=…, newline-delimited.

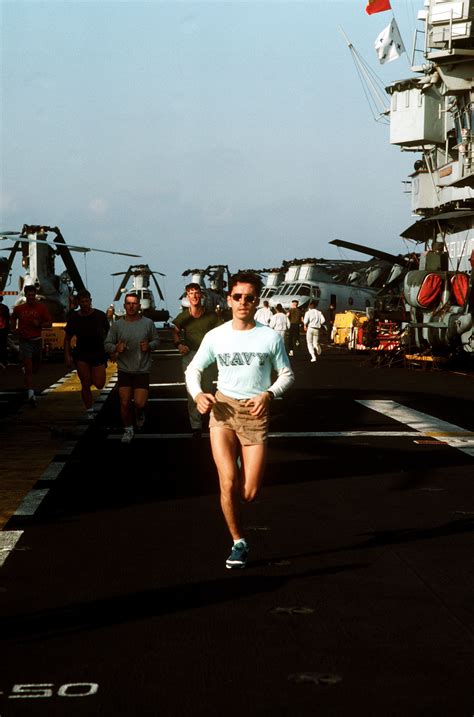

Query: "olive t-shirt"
left=288, top=307, right=302, bottom=325
left=172, top=309, right=219, bottom=352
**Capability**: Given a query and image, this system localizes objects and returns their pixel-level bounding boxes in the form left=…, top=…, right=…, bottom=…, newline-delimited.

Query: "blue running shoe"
left=226, top=541, right=249, bottom=569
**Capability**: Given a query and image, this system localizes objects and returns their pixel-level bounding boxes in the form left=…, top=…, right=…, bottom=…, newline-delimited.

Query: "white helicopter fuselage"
left=18, top=236, right=70, bottom=321
left=265, top=263, right=377, bottom=317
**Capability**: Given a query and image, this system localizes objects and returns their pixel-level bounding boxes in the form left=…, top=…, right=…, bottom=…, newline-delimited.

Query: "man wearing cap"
left=172, top=283, right=220, bottom=436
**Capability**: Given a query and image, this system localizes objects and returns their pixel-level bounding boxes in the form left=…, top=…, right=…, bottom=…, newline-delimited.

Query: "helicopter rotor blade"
left=64, top=245, right=141, bottom=257
left=0, top=235, right=141, bottom=258
left=330, top=239, right=407, bottom=266
left=113, top=267, right=134, bottom=302
left=151, top=273, right=165, bottom=301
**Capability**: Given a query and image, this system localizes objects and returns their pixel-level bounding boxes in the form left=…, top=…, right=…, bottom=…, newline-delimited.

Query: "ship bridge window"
left=299, top=284, right=311, bottom=297
left=289, top=284, right=302, bottom=295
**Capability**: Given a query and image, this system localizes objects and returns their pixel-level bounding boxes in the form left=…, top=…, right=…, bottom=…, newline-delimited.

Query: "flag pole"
left=390, top=4, right=412, bottom=69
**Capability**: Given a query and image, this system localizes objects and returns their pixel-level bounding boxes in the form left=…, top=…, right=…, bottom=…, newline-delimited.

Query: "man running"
left=10, top=285, right=52, bottom=406
left=185, top=272, right=294, bottom=569
left=303, top=300, right=326, bottom=362
left=172, top=283, right=220, bottom=437
left=64, top=289, right=109, bottom=420
left=254, top=300, right=272, bottom=326
left=287, top=299, right=302, bottom=356
left=105, top=292, right=159, bottom=443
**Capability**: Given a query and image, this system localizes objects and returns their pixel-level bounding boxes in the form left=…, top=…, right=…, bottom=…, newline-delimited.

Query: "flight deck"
left=1, top=344, right=473, bottom=716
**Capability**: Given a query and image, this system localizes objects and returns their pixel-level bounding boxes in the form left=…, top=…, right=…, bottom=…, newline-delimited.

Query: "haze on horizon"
left=1, top=0, right=420, bottom=315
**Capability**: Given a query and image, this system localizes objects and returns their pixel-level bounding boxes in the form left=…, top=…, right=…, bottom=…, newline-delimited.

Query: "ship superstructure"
left=388, top=0, right=474, bottom=353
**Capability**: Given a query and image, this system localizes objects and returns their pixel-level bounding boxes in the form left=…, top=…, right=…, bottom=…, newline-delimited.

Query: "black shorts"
left=117, top=371, right=150, bottom=390
left=73, top=351, right=107, bottom=368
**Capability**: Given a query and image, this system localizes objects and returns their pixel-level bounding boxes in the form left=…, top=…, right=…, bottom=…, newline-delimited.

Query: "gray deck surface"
left=1, top=344, right=473, bottom=716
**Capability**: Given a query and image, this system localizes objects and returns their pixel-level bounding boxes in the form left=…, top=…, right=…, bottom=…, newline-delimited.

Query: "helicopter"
left=256, top=257, right=380, bottom=318
left=180, top=265, right=231, bottom=312
left=111, top=264, right=170, bottom=322
left=329, top=239, right=420, bottom=320
left=0, top=224, right=141, bottom=322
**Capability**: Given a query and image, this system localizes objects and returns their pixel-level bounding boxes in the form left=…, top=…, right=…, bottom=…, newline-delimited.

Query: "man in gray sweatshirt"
left=105, top=292, right=159, bottom=443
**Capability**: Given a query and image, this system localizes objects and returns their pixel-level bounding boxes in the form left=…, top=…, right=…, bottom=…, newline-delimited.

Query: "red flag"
left=366, top=0, right=391, bottom=14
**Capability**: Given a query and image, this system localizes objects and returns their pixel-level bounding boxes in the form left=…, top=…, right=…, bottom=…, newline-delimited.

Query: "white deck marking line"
left=107, top=430, right=427, bottom=440
left=40, top=371, right=77, bottom=395
left=0, top=391, right=22, bottom=395
left=14, top=490, right=49, bottom=516
left=39, top=462, right=66, bottom=481
left=357, top=400, right=474, bottom=458
left=0, top=531, right=24, bottom=568
left=149, top=382, right=186, bottom=387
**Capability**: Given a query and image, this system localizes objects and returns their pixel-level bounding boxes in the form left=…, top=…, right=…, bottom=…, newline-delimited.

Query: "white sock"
left=124, top=425, right=134, bottom=432
left=234, top=538, right=248, bottom=548
left=27, top=389, right=34, bottom=399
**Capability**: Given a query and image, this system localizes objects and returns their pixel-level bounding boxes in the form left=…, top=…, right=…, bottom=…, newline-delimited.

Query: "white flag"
left=374, top=18, right=406, bottom=64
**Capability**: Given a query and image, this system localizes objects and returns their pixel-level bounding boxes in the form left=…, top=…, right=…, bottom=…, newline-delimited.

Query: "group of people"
left=255, top=298, right=326, bottom=362
left=2, top=285, right=158, bottom=434
left=4, top=275, right=335, bottom=570
left=63, top=289, right=159, bottom=443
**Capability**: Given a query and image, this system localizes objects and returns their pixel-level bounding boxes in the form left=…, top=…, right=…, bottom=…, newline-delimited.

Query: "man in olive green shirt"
left=172, top=283, right=219, bottom=435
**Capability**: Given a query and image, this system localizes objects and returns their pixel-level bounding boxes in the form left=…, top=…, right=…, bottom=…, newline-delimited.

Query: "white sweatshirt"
left=303, top=308, right=325, bottom=330
left=185, top=320, right=294, bottom=401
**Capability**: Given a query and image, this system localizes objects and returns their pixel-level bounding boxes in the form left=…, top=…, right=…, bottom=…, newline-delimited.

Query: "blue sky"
left=1, top=0, right=420, bottom=315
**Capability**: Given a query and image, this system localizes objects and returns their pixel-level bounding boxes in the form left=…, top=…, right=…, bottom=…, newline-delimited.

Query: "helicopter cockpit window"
left=299, top=284, right=310, bottom=297
left=290, top=284, right=302, bottom=295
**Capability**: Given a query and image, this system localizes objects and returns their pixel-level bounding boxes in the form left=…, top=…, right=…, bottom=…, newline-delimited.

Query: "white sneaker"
left=288, top=350, right=294, bottom=357
left=86, top=409, right=95, bottom=421
left=135, top=412, right=146, bottom=429
left=121, top=428, right=134, bottom=444
left=310, top=358, right=317, bottom=363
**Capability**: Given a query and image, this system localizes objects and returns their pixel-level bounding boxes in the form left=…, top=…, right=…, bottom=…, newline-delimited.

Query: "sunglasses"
left=231, top=293, right=256, bottom=304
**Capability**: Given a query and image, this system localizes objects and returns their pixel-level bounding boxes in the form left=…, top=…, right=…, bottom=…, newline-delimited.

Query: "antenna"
left=339, top=26, right=390, bottom=123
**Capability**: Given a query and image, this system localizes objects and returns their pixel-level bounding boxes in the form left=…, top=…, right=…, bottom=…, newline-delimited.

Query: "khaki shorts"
left=209, top=390, right=269, bottom=445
